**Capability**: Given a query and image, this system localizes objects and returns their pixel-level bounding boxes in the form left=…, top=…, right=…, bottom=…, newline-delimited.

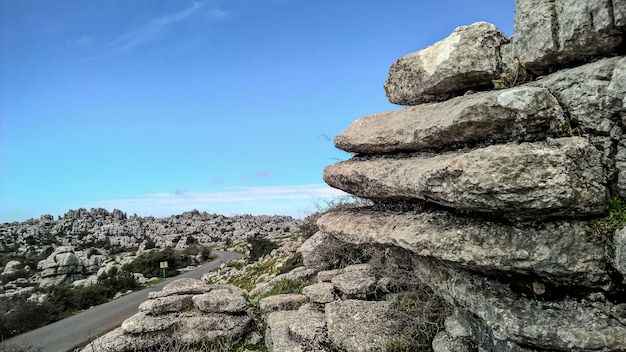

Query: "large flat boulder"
left=318, top=209, right=608, bottom=285
left=336, top=86, right=565, bottom=153
left=324, top=137, right=607, bottom=218
left=385, top=22, right=508, bottom=105
left=510, top=0, right=624, bottom=73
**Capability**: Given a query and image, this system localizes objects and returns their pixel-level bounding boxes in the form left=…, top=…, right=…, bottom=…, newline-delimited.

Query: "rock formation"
left=317, top=0, right=626, bottom=350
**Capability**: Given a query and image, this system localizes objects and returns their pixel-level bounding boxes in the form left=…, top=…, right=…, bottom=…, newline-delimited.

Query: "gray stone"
left=302, top=282, right=338, bottom=304
left=326, top=299, right=411, bottom=352
left=288, top=304, right=333, bottom=351
left=529, top=56, right=622, bottom=135
left=148, top=278, right=211, bottom=299
left=385, top=22, right=508, bottom=105
left=121, top=311, right=177, bottom=334
left=192, top=288, right=247, bottom=314
left=324, top=137, right=607, bottom=218
left=614, top=227, right=626, bottom=279
left=265, top=310, right=305, bottom=352
left=259, top=294, right=308, bottom=317
left=2, top=260, right=21, bottom=276
left=175, top=312, right=252, bottom=345
left=511, top=0, right=624, bottom=73
left=432, top=331, right=475, bottom=352
left=607, top=57, right=626, bottom=124
left=317, top=209, right=609, bottom=285
left=617, top=140, right=626, bottom=199
left=37, top=246, right=85, bottom=287
left=138, top=295, right=193, bottom=315
left=336, top=86, right=565, bottom=153
left=412, top=258, right=626, bottom=351
left=330, top=264, right=377, bottom=299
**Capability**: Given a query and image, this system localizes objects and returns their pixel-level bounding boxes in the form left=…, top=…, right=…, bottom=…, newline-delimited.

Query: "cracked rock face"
left=412, top=258, right=626, bottom=351
left=318, top=209, right=609, bottom=286
left=324, top=137, right=607, bottom=218
left=384, top=22, right=508, bottom=105
left=511, top=0, right=625, bottom=73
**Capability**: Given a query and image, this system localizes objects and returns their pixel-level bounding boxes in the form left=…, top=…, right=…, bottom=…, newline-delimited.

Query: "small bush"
left=247, top=236, right=279, bottom=262
left=124, top=248, right=191, bottom=278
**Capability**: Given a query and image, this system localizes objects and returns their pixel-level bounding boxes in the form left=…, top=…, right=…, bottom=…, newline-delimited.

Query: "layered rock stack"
left=318, top=0, right=626, bottom=351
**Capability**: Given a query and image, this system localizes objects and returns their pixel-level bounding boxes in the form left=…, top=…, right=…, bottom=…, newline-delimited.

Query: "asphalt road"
left=1, top=250, right=243, bottom=352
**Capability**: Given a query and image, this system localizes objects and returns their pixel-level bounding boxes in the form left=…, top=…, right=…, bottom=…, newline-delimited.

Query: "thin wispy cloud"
left=104, top=1, right=210, bottom=52
left=89, top=184, right=346, bottom=218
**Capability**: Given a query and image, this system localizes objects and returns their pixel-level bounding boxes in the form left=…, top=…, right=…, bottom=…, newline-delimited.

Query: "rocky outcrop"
left=0, top=208, right=301, bottom=289
left=319, top=0, right=626, bottom=350
left=385, top=22, right=509, bottom=105
left=37, top=246, right=85, bottom=287
left=81, top=279, right=252, bottom=352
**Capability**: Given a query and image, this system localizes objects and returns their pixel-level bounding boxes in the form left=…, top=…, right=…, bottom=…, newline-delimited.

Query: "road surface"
left=1, top=250, right=243, bottom=352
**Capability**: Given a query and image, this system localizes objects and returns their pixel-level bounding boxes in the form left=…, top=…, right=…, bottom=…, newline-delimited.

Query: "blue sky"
left=0, top=0, right=515, bottom=222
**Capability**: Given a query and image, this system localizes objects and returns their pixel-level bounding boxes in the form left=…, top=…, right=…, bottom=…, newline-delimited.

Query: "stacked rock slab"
left=321, top=1, right=626, bottom=351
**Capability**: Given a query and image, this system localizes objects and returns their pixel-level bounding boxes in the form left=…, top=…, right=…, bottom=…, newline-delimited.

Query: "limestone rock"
left=259, top=294, right=308, bottom=317
left=302, top=282, right=338, bottom=304
left=288, top=304, right=333, bottom=351
left=318, top=209, right=609, bottom=285
left=336, top=86, right=565, bottom=153
left=413, top=258, right=626, bottom=351
left=385, top=22, right=508, bottom=105
left=614, top=227, right=626, bottom=280
left=529, top=56, right=623, bottom=135
left=192, top=286, right=247, bottom=314
left=511, top=0, right=624, bottom=73
left=121, top=311, right=177, bottom=334
left=148, top=278, right=211, bottom=299
left=607, top=57, right=626, bottom=124
left=37, top=246, right=84, bottom=287
left=432, top=331, right=475, bottom=352
left=2, top=260, right=22, bottom=276
left=175, top=312, right=252, bottom=345
left=325, top=299, right=411, bottom=352
left=324, top=137, right=607, bottom=218
left=138, top=295, right=193, bottom=315
left=265, top=310, right=305, bottom=352
left=330, top=264, right=377, bottom=299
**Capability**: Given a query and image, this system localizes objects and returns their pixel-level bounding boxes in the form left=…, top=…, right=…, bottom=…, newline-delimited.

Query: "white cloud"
left=89, top=184, right=346, bottom=218
left=104, top=1, right=210, bottom=52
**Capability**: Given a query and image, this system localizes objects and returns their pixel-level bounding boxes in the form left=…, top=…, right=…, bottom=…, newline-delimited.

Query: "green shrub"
left=247, top=236, right=279, bottom=262
left=124, top=248, right=191, bottom=278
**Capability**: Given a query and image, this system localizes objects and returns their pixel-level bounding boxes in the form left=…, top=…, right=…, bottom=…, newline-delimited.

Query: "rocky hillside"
left=0, top=208, right=300, bottom=299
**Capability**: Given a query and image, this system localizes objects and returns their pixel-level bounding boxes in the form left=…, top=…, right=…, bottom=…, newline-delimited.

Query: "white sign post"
left=159, top=261, right=168, bottom=279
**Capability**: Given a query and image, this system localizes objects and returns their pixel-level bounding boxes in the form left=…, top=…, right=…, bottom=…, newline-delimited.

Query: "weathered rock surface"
left=511, top=0, right=624, bottom=73
left=325, top=137, right=607, bottom=218
left=385, top=22, right=508, bottom=105
left=325, top=299, right=411, bottom=352
left=259, top=294, right=308, bottom=317
left=83, top=279, right=252, bottom=351
left=336, top=86, right=565, bottom=153
left=614, top=227, right=626, bottom=279
left=528, top=56, right=624, bottom=135
left=330, top=264, right=377, bottom=299
left=302, top=282, right=337, bottom=304
left=192, top=286, right=247, bottom=314
left=318, top=209, right=608, bottom=285
left=37, top=246, right=84, bottom=287
left=265, top=310, right=306, bottom=352
left=412, top=258, right=626, bottom=351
